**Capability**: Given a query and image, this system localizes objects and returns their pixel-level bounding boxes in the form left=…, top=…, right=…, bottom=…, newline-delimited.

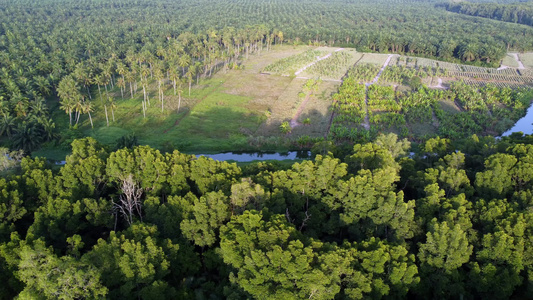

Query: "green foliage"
left=445, top=2, right=533, bottom=28
left=280, top=121, right=291, bottom=134
left=418, top=220, right=472, bottom=271
left=17, top=240, right=108, bottom=299
left=3, top=120, right=533, bottom=298
left=83, top=224, right=178, bottom=299
left=180, top=191, right=230, bottom=247
left=220, top=211, right=339, bottom=299
left=189, top=156, right=241, bottom=195
left=264, top=50, right=325, bottom=75
left=115, top=133, right=138, bottom=150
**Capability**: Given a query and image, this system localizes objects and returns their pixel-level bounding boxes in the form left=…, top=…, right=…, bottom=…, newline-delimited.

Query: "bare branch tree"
left=112, top=174, right=143, bottom=225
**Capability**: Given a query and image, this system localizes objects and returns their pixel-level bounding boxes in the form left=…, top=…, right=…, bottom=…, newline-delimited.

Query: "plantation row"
left=449, top=72, right=526, bottom=81
left=367, top=85, right=400, bottom=112
left=448, top=72, right=533, bottom=88
left=417, top=59, right=460, bottom=71
left=329, top=79, right=533, bottom=141
left=444, top=1, right=533, bottom=27
left=521, top=69, right=533, bottom=77
left=345, top=64, right=381, bottom=83
left=379, top=66, right=447, bottom=84
left=262, top=49, right=326, bottom=75
left=384, top=55, right=533, bottom=88
left=458, top=79, right=529, bottom=89
left=367, top=85, right=407, bottom=133
left=306, top=51, right=354, bottom=78
left=394, top=56, right=522, bottom=75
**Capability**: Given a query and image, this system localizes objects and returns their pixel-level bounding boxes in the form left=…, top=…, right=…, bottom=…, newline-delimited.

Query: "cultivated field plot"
left=162, top=46, right=338, bottom=150
left=329, top=74, right=533, bottom=142
left=298, top=49, right=362, bottom=80
left=263, top=48, right=391, bottom=81
left=383, top=54, right=533, bottom=89
left=254, top=77, right=335, bottom=138
left=249, top=45, right=313, bottom=73
left=262, top=48, right=330, bottom=76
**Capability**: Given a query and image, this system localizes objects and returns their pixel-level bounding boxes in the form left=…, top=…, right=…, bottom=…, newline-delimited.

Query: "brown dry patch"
left=222, top=71, right=292, bottom=102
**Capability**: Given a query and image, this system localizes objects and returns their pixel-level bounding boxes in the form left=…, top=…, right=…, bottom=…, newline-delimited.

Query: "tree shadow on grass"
left=155, top=104, right=334, bottom=153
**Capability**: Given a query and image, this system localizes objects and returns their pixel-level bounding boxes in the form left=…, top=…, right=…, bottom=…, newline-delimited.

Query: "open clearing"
left=70, top=45, right=339, bottom=152
left=501, top=53, right=520, bottom=68
left=48, top=46, right=533, bottom=154
left=520, top=53, right=533, bottom=69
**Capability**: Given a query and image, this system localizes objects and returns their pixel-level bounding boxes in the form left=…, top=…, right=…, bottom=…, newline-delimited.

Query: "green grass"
left=519, top=53, right=533, bottom=69
left=501, top=54, right=520, bottom=68
left=409, top=122, right=437, bottom=137
left=88, top=126, right=131, bottom=146
left=32, top=146, right=71, bottom=161
left=146, top=91, right=264, bottom=151
left=438, top=100, right=462, bottom=114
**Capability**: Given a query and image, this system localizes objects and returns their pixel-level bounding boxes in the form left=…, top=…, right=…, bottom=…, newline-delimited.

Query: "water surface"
left=195, top=151, right=311, bottom=162
left=502, top=104, right=533, bottom=136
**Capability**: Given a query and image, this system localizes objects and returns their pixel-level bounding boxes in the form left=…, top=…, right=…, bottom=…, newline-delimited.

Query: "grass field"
left=357, top=53, right=391, bottom=66
left=520, top=52, right=533, bottom=69
left=502, top=53, right=520, bottom=68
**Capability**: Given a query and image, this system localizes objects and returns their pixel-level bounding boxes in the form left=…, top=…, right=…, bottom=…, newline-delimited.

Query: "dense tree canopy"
left=444, top=1, right=533, bottom=27
left=0, top=134, right=532, bottom=298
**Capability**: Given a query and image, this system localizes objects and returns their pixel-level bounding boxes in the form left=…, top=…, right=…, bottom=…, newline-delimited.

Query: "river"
left=502, top=103, right=533, bottom=136
left=194, top=151, right=311, bottom=162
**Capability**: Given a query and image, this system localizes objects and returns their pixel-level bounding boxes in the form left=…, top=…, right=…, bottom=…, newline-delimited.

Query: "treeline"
left=444, top=1, right=533, bottom=27
left=2, top=0, right=533, bottom=153
left=0, top=0, right=281, bottom=152
left=56, top=24, right=273, bottom=127
left=1, top=134, right=533, bottom=299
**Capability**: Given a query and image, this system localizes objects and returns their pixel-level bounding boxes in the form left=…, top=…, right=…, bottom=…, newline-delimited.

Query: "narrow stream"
left=194, top=151, right=311, bottom=162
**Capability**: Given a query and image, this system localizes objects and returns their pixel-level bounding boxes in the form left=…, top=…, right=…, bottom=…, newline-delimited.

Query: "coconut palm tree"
left=59, top=97, right=76, bottom=127
left=178, top=54, right=191, bottom=76
left=186, top=70, right=193, bottom=97
left=0, top=112, right=15, bottom=138
left=168, top=66, right=180, bottom=96
left=12, top=121, right=42, bottom=153
left=57, top=76, right=81, bottom=126
left=34, top=75, right=51, bottom=96
left=38, top=117, right=55, bottom=141
left=109, top=97, right=117, bottom=122
left=82, top=100, right=94, bottom=128
left=153, top=62, right=165, bottom=111
left=176, top=78, right=185, bottom=113
left=117, top=77, right=125, bottom=99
